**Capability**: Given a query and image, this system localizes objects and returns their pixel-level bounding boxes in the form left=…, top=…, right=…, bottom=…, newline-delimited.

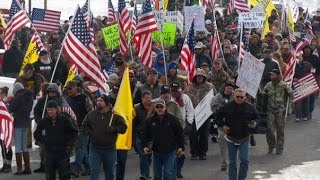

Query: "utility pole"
left=44, top=0, right=47, bottom=9
left=28, top=0, right=31, bottom=17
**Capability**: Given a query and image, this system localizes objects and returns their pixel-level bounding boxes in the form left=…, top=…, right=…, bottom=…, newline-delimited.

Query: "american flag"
left=283, top=34, right=313, bottom=85
left=211, top=13, right=219, bottom=61
left=132, top=5, right=140, bottom=51
left=61, top=97, right=77, bottom=121
left=19, top=0, right=25, bottom=10
left=31, top=31, right=44, bottom=52
left=3, top=0, right=29, bottom=50
left=180, top=17, right=196, bottom=83
left=293, top=73, right=319, bottom=103
left=31, top=8, right=61, bottom=33
left=63, top=7, right=106, bottom=93
left=234, top=0, right=250, bottom=13
left=118, top=0, right=131, bottom=55
left=81, top=0, right=94, bottom=40
left=0, top=101, right=13, bottom=149
left=201, top=0, right=216, bottom=9
left=289, top=29, right=296, bottom=43
left=108, top=0, right=117, bottom=25
left=239, top=26, right=250, bottom=64
left=227, top=0, right=234, bottom=16
left=133, top=0, right=158, bottom=68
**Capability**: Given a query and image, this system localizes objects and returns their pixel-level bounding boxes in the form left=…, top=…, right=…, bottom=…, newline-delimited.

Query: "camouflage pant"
left=266, top=109, right=285, bottom=153
left=218, top=129, right=227, bottom=163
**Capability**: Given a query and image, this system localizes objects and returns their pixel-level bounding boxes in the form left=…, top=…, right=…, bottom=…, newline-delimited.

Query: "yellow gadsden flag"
left=287, top=3, right=295, bottom=32
left=19, top=40, right=39, bottom=75
left=115, top=67, right=133, bottom=150
left=64, top=64, right=78, bottom=88
left=0, top=11, right=7, bottom=28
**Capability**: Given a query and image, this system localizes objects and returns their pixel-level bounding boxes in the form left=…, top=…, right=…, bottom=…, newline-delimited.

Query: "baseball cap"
left=161, top=85, right=171, bottom=94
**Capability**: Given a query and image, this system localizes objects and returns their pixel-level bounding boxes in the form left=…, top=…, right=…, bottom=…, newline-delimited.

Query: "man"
left=216, top=88, right=258, bottom=180
left=280, top=44, right=293, bottom=64
left=2, top=39, right=23, bottom=78
left=207, top=59, right=230, bottom=93
left=170, top=82, right=194, bottom=178
left=260, top=49, right=281, bottom=89
left=169, top=38, right=184, bottom=61
left=264, top=69, right=293, bottom=155
left=211, top=83, right=235, bottom=171
left=195, top=42, right=212, bottom=68
left=65, top=81, right=93, bottom=177
left=134, top=91, right=153, bottom=180
left=82, top=94, right=127, bottom=180
left=33, top=50, right=54, bottom=82
left=249, top=34, right=263, bottom=58
left=162, top=62, right=187, bottom=90
left=142, top=99, right=184, bottom=180
left=223, top=45, right=238, bottom=76
left=135, top=69, right=162, bottom=104
left=15, top=63, right=46, bottom=99
left=185, top=69, right=216, bottom=160
left=34, top=100, right=78, bottom=180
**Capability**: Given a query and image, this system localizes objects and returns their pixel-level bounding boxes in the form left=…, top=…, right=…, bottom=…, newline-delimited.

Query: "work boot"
left=0, top=164, right=5, bottom=172
left=190, top=154, right=198, bottom=160
left=14, top=153, right=23, bottom=175
left=250, top=135, right=256, bottom=146
left=34, top=165, right=45, bottom=173
left=22, top=152, right=32, bottom=174
left=221, top=161, right=228, bottom=171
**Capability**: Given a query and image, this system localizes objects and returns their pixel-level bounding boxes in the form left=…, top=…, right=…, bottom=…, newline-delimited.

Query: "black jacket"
left=142, top=112, right=184, bottom=153
left=261, top=58, right=280, bottom=84
left=82, top=109, right=127, bottom=150
left=2, top=47, right=24, bottom=75
left=216, top=101, right=258, bottom=141
left=34, top=113, right=78, bottom=153
left=134, top=104, right=149, bottom=138
left=8, top=89, right=33, bottom=128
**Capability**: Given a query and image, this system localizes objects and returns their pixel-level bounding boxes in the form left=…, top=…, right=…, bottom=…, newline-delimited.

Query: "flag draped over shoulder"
left=114, top=67, right=133, bottom=150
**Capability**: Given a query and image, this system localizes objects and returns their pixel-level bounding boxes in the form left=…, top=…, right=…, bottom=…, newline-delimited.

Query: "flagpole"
left=212, top=9, right=227, bottom=68
left=129, top=0, right=137, bottom=63
left=41, top=6, right=78, bottom=119
left=159, top=0, right=168, bottom=84
left=238, top=21, right=243, bottom=72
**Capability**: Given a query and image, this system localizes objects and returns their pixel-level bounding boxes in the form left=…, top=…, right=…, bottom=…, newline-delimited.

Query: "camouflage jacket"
left=207, top=70, right=230, bottom=93
left=263, top=80, right=293, bottom=110
left=185, top=82, right=217, bottom=108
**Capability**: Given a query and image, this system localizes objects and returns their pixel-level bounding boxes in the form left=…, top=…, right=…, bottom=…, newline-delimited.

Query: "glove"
left=248, top=120, right=257, bottom=128
left=176, top=148, right=184, bottom=157
left=143, top=147, right=152, bottom=154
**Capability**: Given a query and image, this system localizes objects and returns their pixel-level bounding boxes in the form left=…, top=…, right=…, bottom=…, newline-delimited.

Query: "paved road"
left=1, top=100, right=320, bottom=180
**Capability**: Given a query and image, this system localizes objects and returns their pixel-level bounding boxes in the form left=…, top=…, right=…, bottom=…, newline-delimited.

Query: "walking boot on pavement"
left=221, top=161, right=228, bottom=171
left=14, top=153, right=23, bottom=175
left=3, top=164, right=12, bottom=173
left=22, top=152, right=32, bottom=174
left=33, top=165, right=45, bottom=173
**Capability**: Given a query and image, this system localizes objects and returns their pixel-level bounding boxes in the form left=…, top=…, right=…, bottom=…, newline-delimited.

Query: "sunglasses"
left=155, top=105, right=164, bottom=109
left=236, top=96, right=245, bottom=99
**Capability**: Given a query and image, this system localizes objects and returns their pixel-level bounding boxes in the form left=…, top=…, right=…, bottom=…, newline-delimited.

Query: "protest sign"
left=102, top=24, right=120, bottom=49
left=153, top=11, right=183, bottom=31
left=238, top=12, right=264, bottom=28
left=236, top=52, right=265, bottom=98
left=195, top=89, right=214, bottom=130
left=184, top=6, right=206, bottom=32
left=293, top=73, right=320, bottom=103
left=151, top=22, right=177, bottom=45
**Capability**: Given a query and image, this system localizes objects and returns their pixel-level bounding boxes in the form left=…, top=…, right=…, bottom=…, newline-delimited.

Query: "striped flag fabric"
left=133, top=0, right=158, bottom=68
left=180, top=17, right=196, bottom=83
left=61, top=97, right=77, bottom=121
left=3, top=0, right=29, bottom=50
left=0, top=100, right=13, bottom=149
left=292, top=73, right=319, bottom=103
left=107, top=0, right=117, bottom=25
left=118, top=0, right=131, bottom=55
left=201, top=0, right=216, bottom=8
left=289, top=29, right=296, bottom=42
left=63, top=7, right=106, bottom=93
left=132, top=5, right=140, bottom=51
left=19, top=0, right=25, bottom=10
left=239, top=26, right=250, bottom=64
left=31, top=31, right=44, bottom=51
left=227, top=0, right=234, bottom=15
left=211, top=14, right=219, bottom=61
left=31, top=8, right=61, bottom=33
left=234, top=0, right=250, bottom=13
left=81, top=0, right=95, bottom=40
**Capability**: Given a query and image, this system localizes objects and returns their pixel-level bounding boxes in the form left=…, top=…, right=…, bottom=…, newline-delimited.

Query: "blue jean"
left=74, top=133, right=90, bottom=173
left=153, top=151, right=175, bottom=180
left=227, top=140, right=249, bottom=180
left=135, top=135, right=152, bottom=177
left=295, top=97, right=310, bottom=119
left=89, top=145, right=116, bottom=180
left=116, top=150, right=128, bottom=180
left=309, top=94, right=316, bottom=116
left=14, top=128, right=28, bottom=153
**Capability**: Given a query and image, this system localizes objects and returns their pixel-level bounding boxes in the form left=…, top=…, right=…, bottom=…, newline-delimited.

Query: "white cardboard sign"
left=195, top=89, right=214, bottom=130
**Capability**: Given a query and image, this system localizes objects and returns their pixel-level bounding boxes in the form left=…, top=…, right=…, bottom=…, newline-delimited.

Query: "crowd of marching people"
left=1, top=0, right=320, bottom=180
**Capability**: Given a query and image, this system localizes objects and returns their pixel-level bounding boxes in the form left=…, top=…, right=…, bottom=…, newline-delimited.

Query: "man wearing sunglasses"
left=142, top=99, right=184, bottom=180
left=216, top=88, right=258, bottom=180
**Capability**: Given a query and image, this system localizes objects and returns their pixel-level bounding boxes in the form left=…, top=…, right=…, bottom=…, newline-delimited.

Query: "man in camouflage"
left=263, top=69, right=293, bottom=155
left=207, top=58, right=231, bottom=93
left=185, top=69, right=217, bottom=160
